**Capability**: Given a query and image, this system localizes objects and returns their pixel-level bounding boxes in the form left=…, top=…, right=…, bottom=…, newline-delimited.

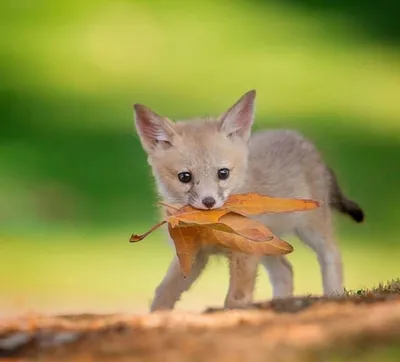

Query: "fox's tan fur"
left=133, top=90, right=364, bottom=311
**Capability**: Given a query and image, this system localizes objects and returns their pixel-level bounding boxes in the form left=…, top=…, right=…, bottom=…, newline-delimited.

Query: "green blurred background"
left=1, top=0, right=399, bottom=317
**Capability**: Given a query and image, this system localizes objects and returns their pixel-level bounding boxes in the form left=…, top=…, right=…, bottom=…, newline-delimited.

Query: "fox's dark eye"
left=178, top=172, right=192, bottom=183
left=218, top=168, right=230, bottom=180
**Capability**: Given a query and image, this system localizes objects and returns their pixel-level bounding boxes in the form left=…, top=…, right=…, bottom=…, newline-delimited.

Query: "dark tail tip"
left=328, top=167, right=365, bottom=224
left=348, top=207, right=365, bottom=223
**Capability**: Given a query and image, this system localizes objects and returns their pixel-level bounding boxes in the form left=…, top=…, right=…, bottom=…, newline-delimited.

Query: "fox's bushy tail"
left=328, top=168, right=364, bottom=223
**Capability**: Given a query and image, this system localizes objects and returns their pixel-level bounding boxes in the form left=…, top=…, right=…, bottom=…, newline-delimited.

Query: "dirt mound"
left=1, top=281, right=400, bottom=362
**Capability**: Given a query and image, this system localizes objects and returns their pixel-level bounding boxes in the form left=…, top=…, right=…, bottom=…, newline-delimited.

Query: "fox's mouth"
left=189, top=199, right=226, bottom=210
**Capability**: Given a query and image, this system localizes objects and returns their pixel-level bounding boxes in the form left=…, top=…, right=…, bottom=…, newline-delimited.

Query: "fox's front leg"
left=150, top=252, right=209, bottom=312
left=224, top=252, right=259, bottom=309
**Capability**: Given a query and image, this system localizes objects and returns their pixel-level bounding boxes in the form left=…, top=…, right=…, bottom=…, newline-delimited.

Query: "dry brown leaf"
left=204, top=228, right=293, bottom=255
left=167, top=224, right=202, bottom=277
left=166, top=205, right=229, bottom=227
left=162, top=193, right=319, bottom=222
left=214, top=213, right=274, bottom=241
left=130, top=192, right=320, bottom=276
left=174, top=213, right=275, bottom=242
left=167, top=221, right=292, bottom=277
left=224, top=193, right=320, bottom=215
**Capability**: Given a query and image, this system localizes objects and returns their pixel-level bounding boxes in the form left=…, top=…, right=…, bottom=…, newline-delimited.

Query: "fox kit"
left=133, top=90, right=364, bottom=311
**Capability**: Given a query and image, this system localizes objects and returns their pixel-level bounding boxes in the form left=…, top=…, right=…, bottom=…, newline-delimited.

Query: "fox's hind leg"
left=296, top=208, right=344, bottom=295
left=260, top=255, right=294, bottom=298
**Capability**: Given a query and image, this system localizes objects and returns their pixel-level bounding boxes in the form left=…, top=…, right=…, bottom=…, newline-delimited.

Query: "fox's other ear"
left=133, top=104, right=177, bottom=153
left=219, top=90, right=256, bottom=142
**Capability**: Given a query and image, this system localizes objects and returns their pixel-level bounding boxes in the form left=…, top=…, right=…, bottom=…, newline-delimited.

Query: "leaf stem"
left=129, top=220, right=167, bottom=242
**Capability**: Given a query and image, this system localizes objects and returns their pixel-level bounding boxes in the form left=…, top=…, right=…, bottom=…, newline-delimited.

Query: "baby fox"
left=133, top=90, right=364, bottom=311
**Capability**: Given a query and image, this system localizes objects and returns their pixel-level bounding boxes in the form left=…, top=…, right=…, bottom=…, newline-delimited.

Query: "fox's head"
left=133, top=90, right=256, bottom=209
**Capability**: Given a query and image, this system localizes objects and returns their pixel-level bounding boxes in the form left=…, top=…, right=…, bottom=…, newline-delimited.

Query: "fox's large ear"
left=219, top=90, right=256, bottom=142
left=133, top=104, right=177, bottom=153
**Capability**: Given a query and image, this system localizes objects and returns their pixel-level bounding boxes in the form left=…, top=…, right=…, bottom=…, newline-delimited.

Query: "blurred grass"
left=0, top=0, right=399, bottom=315
left=1, top=0, right=399, bottom=234
left=2, top=1, right=400, bottom=128
left=1, top=232, right=399, bottom=316
left=1, top=0, right=400, bottom=226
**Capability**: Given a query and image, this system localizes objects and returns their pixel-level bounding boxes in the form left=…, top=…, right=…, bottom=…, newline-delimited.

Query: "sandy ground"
left=1, top=281, right=400, bottom=362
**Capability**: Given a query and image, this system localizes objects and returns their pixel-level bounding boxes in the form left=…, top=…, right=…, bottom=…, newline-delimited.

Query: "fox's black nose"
left=202, top=197, right=216, bottom=209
